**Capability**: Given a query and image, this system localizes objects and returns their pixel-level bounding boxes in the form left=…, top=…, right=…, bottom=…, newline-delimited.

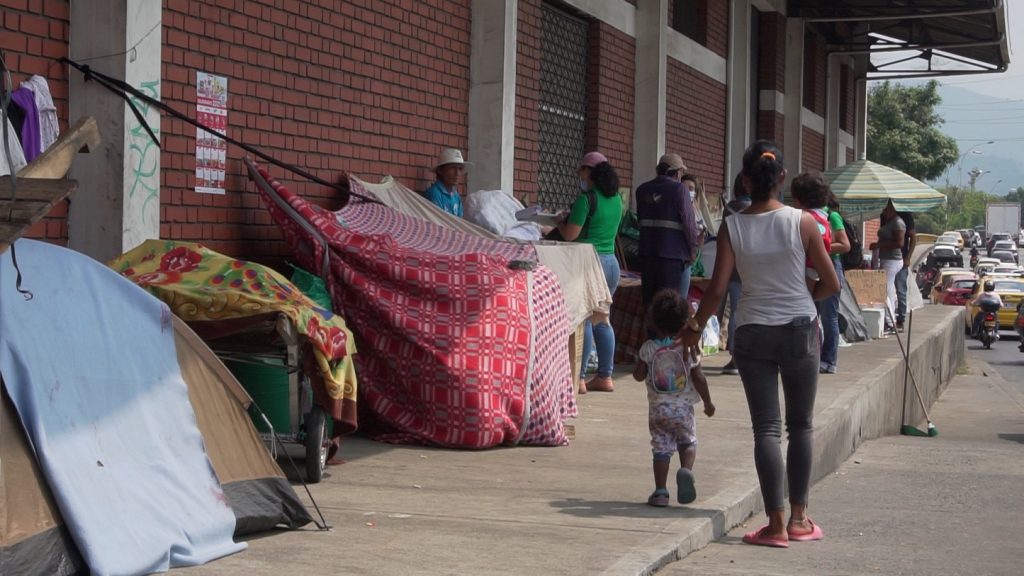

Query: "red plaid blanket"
left=253, top=166, right=576, bottom=447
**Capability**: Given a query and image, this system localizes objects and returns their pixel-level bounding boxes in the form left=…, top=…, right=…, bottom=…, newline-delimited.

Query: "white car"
left=992, top=264, right=1024, bottom=276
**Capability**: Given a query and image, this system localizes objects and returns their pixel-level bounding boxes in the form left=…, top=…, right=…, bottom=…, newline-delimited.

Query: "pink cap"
left=579, top=151, right=608, bottom=168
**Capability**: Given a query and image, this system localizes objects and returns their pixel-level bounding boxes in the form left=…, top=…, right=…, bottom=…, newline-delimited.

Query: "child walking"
left=632, top=289, right=715, bottom=506
left=790, top=172, right=833, bottom=294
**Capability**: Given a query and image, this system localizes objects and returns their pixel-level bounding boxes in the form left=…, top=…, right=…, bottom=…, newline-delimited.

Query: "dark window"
left=538, top=3, right=589, bottom=210
left=672, top=0, right=698, bottom=41
left=802, top=29, right=816, bottom=109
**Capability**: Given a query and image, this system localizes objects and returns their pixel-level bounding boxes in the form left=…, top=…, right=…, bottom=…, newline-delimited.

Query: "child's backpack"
left=840, top=214, right=863, bottom=270
left=648, top=344, right=702, bottom=404
left=808, top=209, right=833, bottom=253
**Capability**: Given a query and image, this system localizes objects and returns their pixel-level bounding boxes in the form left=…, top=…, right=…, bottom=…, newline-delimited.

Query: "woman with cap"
left=424, top=148, right=469, bottom=217
left=556, top=151, right=624, bottom=393
left=679, top=140, right=839, bottom=548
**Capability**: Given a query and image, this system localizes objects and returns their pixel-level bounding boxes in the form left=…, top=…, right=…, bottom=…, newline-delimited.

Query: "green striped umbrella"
left=823, top=159, right=946, bottom=214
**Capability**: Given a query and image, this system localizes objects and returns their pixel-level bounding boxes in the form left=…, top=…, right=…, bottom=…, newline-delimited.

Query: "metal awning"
left=788, top=0, right=1010, bottom=80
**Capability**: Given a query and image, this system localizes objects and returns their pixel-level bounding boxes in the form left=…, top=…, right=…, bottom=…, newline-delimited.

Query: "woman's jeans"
left=582, top=253, right=620, bottom=379
left=818, top=258, right=844, bottom=371
left=733, top=319, right=819, bottom=512
left=881, top=258, right=903, bottom=323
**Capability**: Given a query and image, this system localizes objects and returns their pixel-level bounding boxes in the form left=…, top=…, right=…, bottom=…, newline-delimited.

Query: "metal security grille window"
left=538, top=4, right=588, bottom=210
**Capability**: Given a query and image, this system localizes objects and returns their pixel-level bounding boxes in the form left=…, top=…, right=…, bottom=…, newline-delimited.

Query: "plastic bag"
left=701, top=315, right=721, bottom=356
left=464, top=190, right=524, bottom=235
left=289, top=264, right=333, bottom=311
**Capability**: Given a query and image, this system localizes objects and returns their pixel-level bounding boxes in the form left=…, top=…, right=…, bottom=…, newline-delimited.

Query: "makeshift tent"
left=247, top=160, right=579, bottom=448
left=344, top=174, right=612, bottom=330
left=110, top=239, right=360, bottom=437
left=0, top=239, right=311, bottom=576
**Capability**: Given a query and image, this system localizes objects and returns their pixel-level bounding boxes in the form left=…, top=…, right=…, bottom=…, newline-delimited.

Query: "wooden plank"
left=0, top=199, right=51, bottom=221
left=845, top=269, right=888, bottom=307
left=0, top=179, right=78, bottom=253
left=17, top=117, right=101, bottom=179
left=0, top=179, right=78, bottom=202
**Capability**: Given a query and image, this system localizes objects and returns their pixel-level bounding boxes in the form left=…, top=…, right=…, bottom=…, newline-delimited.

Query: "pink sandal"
left=788, top=518, right=824, bottom=541
left=742, top=526, right=789, bottom=548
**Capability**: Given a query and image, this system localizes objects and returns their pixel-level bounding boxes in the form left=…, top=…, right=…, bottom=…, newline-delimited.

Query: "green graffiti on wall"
left=127, top=80, right=160, bottom=224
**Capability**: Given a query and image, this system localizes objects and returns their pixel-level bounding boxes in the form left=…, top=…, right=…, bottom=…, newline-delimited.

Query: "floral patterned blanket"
left=110, top=240, right=357, bottom=405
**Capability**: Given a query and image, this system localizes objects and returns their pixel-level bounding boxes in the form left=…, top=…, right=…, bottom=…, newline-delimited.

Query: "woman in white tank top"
left=679, top=141, right=839, bottom=548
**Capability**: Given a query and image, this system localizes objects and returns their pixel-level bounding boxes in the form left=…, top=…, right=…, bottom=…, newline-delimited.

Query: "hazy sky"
left=868, top=4, right=1024, bottom=192
left=935, top=3, right=1023, bottom=101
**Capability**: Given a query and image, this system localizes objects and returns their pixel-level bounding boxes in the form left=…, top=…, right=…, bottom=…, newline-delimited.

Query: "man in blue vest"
left=424, top=148, right=469, bottom=217
left=636, top=153, right=700, bottom=308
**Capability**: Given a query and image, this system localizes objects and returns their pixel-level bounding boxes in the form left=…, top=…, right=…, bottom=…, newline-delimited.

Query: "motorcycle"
left=980, top=312, right=999, bottom=350
left=969, top=253, right=979, bottom=268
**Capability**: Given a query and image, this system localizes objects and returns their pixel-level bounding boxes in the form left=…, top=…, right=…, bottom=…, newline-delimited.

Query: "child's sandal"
left=647, top=488, right=670, bottom=507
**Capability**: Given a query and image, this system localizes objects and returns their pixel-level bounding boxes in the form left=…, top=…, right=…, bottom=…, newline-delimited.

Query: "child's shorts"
left=649, top=400, right=697, bottom=457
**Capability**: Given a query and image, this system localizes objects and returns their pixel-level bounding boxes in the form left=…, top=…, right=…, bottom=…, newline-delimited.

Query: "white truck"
left=985, top=202, right=1021, bottom=243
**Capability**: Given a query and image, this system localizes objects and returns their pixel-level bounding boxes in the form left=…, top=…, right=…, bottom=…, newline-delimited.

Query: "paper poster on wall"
left=195, top=71, right=228, bottom=195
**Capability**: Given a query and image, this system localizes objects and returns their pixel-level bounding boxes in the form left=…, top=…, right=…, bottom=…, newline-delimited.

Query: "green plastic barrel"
left=225, top=358, right=291, bottom=434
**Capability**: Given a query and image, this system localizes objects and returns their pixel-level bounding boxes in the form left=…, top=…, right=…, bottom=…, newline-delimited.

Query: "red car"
left=941, top=277, right=978, bottom=306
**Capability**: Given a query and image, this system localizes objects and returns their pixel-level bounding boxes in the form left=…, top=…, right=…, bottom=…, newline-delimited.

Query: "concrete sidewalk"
left=184, top=307, right=963, bottom=576
left=659, top=355, right=1024, bottom=576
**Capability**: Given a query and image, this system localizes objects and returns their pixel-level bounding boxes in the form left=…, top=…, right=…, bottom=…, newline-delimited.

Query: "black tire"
left=304, top=406, right=328, bottom=483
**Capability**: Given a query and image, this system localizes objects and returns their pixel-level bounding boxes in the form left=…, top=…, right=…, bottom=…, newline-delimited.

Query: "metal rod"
left=831, top=36, right=999, bottom=56
left=806, top=4, right=999, bottom=23
left=830, top=36, right=1005, bottom=55
left=901, top=310, right=914, bottom=426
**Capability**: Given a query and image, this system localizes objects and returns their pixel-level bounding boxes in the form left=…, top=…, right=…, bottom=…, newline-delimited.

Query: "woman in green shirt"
left=557, top=151, right=623, bottom=393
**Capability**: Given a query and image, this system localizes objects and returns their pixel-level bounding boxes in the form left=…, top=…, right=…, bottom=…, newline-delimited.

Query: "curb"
left=601, top=308, right=964, bottom=576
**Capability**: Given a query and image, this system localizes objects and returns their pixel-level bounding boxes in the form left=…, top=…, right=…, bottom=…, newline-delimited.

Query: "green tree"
left=867, top=81, right=959, bottom=181
left=913, top=185, right=995, bottom=234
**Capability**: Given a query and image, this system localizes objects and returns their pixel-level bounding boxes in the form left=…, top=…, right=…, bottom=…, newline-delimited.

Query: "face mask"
left=689, top=191, right=697, bottom=202
left=580, top=179, right=589, bottom=191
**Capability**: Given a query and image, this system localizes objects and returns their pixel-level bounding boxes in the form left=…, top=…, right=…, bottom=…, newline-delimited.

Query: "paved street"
left=658, top=332, right=1024, bottom=575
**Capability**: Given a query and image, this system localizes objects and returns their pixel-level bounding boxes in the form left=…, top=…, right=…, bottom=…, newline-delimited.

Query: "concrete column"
left=69, top=0, right=161, bottom=262
left=725, top=0, right=752, bottom=187
left=854, top=56, right=869, bottom=161
left=824, top=53, right=841, bottom=169
left=782, top=16, right=804, bottom=177
left=468, top=0, right=518, bottom=195
left=631, top=0, right=667, bottom=191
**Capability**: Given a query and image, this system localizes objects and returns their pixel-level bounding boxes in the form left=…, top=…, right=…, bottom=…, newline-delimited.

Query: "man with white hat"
left=424, top=148, right=469, bottom=217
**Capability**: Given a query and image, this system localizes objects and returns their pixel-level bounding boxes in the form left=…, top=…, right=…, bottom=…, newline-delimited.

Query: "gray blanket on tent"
left=838, top=273, right=870, bottom=342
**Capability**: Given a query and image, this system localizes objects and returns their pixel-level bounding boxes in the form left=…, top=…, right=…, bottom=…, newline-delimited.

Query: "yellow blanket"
left=110, top=240, right=356, bottom=402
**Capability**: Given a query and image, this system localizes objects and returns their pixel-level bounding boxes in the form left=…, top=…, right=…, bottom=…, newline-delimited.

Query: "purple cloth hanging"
left=10, top=88, right=41, bottom=162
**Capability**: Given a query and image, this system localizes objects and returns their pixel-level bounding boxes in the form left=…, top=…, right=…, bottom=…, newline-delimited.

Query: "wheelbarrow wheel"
left=304, top=406, right=328, bottom=483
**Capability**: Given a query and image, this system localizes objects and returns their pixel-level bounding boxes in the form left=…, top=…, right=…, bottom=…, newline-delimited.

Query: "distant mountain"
left=872, top=80, right=1024, bottom=195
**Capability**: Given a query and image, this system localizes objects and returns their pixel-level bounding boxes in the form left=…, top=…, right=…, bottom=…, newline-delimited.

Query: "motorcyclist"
left=971, top=280, right=1003, bottom=338
left=969, top=246, right=980, bottom=268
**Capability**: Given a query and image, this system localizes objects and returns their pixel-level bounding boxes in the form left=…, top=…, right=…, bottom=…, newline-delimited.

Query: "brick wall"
left=811, top=28, right=827, bottom=114
left=161, top=0, right=472, bottom=259
left=1, top=0, right=70, bottom=243
left=668, top=1, right=727, bottom=58
left=865, top=217, right=880, bottom=245
left=585, top=20, right=634, bottom=191
left=757, top=111, right=785, bottom=144
left=801, top=126, right=824, bottom=172
left=706, top=0, right=729, bottom=58
left=843, top=64, right=857, bottom=133
left=757, top=11, right=785, bottom=93
left=666, top=58, right=726, bottom=194
left=514, top=0, right=542, bottom=202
